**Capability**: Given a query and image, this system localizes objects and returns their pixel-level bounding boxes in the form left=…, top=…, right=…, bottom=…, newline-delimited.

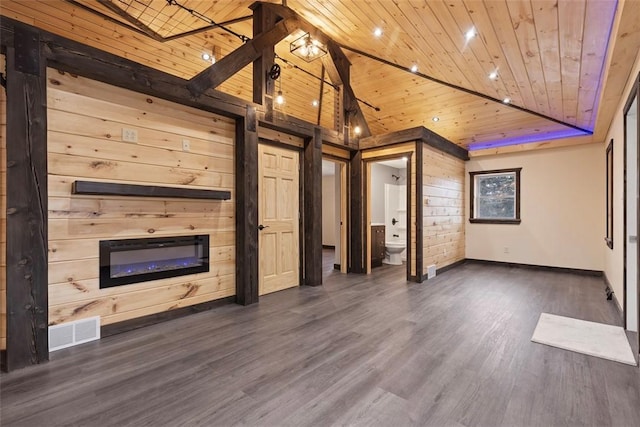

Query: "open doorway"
left=321, top=158, right=348, bottom=275
left=365, top=156, right=410, bottom=276
left=623, top=73, right=639, bottom=357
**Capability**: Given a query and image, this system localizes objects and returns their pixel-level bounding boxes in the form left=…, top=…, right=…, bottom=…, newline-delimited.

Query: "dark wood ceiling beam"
left=187, top=16, right=299, bottom=97
left=359, top=126, right=469, bottom=161
left=317, top=65, right=325, bottom=126
left=326, top=39, right=371, bottom=139
left=251, top=3, right=277, bottom=122
left=260, top=2, right=371, bottom=140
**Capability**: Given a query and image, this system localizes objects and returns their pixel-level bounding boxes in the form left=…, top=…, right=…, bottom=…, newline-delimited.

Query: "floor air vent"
left=427, top=264, right=437, bottom=280
left=49, top=316, right=101, bottom=352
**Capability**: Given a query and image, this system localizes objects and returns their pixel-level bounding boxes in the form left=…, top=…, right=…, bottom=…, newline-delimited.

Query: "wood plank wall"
left=422, top=144, right=465, bottom=272
left=46, top=70, right=236, bottom=327
left=362, top=142, right=417, bottom=277
left=0, top=54, right=6, bottom=350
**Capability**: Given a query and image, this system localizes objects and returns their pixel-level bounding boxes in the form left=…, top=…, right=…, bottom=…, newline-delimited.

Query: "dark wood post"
left=349, top=150, right=364, bottom=273
left=414, top=142, right=425, bottom=282
left=251, top=3, right=277, bottom=122
left=235, top=106, right=259, bottom=305
left=4, top=25, right=49, bottom=371
left=303, top=127, right=323, bottom=286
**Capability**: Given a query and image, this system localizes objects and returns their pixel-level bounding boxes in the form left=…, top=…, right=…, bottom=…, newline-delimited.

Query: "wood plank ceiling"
left=1, top=0, right=638, bottom=153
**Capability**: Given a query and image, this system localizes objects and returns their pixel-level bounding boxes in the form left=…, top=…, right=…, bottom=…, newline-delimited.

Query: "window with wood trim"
left=469, top=168, right=521, bottom=224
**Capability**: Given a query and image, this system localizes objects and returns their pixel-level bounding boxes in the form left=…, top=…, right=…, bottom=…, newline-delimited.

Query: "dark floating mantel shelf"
left=72, top=180, right=231, bottom=200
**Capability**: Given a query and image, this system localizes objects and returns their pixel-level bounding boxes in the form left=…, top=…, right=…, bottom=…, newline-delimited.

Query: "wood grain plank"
left=557, top=0, right=586, bottom=124
left=48, top=153, right=233, bottom=189
left=505, top=0, right=550, bottom=116
left=49, top=274, right=235, bottom=325
left=47, top=71, right=236, bottom=133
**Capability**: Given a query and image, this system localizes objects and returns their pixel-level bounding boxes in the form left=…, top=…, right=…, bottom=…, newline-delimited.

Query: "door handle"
left=630, top=235, right=638, bottom=243
left=258, top=224, right=269, bottom=231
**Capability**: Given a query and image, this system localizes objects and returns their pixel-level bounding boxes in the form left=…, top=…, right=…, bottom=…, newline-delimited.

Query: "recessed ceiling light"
left=410, top=64, right=418, bottom=73
left=312, top=99, right=319, bottom=107
left=354, top=125, right=362, bottom=135
left=489, top=71, right=498, bottom=80
left=373, top=27, right=383, bottom=37
left=503, top=97, right=511, bottom=104
left=465, top=28, right=476, bottom=41
left=432, top=116, right=440, bottom=122
left=201, top=53, right=211, bottom=61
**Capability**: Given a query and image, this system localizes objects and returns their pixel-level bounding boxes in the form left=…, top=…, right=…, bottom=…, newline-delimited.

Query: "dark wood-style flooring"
left=2, top=251, right=640, bottom=426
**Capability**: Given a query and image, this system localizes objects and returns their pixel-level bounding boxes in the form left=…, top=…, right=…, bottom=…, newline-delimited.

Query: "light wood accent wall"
left=363, top=142, right=417, bottom=276
left=422, top=145, right=465, bottom=272
left=322, top=144, right=351, bottom=160
left=0, top=55, right=6, bottom=349
left=46, top=70, right=236, bottom=327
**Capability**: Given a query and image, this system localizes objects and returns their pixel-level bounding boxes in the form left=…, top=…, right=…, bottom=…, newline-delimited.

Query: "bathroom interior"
left=370, top=158, right=408, bottom=267
left=322, top=157, right=408, bottom=271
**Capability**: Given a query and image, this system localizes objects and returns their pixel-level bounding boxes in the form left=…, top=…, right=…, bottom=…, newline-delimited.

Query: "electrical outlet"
left=503, top=247, right=509, bottom=254
left=122, top=128, right=138, bottom=143
left=182, top=139, right=190, bottom=152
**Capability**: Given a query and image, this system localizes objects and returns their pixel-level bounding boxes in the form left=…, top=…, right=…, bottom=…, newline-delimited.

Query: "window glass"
left=469, top=168, right=521, bottom=224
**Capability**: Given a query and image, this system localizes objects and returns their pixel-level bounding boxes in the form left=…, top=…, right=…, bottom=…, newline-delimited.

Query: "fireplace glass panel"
left=100, top=235, right=209, bottom=288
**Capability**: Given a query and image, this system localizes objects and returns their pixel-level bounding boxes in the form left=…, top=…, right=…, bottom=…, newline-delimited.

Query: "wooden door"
left=258, top=144, right=300, bottom=295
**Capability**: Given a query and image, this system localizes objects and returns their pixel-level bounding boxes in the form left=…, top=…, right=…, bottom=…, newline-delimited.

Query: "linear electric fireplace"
left=99, top=235, right=209, bottom=288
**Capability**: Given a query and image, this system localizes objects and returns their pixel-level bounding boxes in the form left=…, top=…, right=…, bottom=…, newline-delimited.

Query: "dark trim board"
left=604, top=272, right=624, bottom=318
left=465, top=259, right=603, bottom=277
left=323, top=245, right=336, bottom=249
left=409, top=259, right=467, bottom=283
left=359, top=126, right=469, bottom=161
left=72, top=181, right=231, bottom=200
left=101, top=297, right=235, bottom=338
left=435, top=259, right=467, bottom=276
left=414, top=142, right=424, bottom=282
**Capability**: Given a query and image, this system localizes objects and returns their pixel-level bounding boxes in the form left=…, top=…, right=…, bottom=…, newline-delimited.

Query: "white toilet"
left=383, top=241, right=406, bottom=265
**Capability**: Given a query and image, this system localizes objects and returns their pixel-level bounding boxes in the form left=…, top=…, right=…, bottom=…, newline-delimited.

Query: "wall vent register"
left=99, top=235, right=209, bottom=288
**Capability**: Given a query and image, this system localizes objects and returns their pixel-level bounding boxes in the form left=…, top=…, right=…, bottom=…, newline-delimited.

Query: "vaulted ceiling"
left=2, top=0, right=639, bottom=154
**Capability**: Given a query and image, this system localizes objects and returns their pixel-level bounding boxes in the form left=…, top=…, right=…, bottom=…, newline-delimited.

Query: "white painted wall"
left=604, top=51, right=640, bottom=313
left=322, top=174, right=336, bottom=246
left=466, top=144, right=604, bottom=270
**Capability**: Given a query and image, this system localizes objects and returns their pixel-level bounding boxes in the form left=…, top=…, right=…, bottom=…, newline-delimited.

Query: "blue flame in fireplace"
left=111, top=256, right=202, bottom=278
